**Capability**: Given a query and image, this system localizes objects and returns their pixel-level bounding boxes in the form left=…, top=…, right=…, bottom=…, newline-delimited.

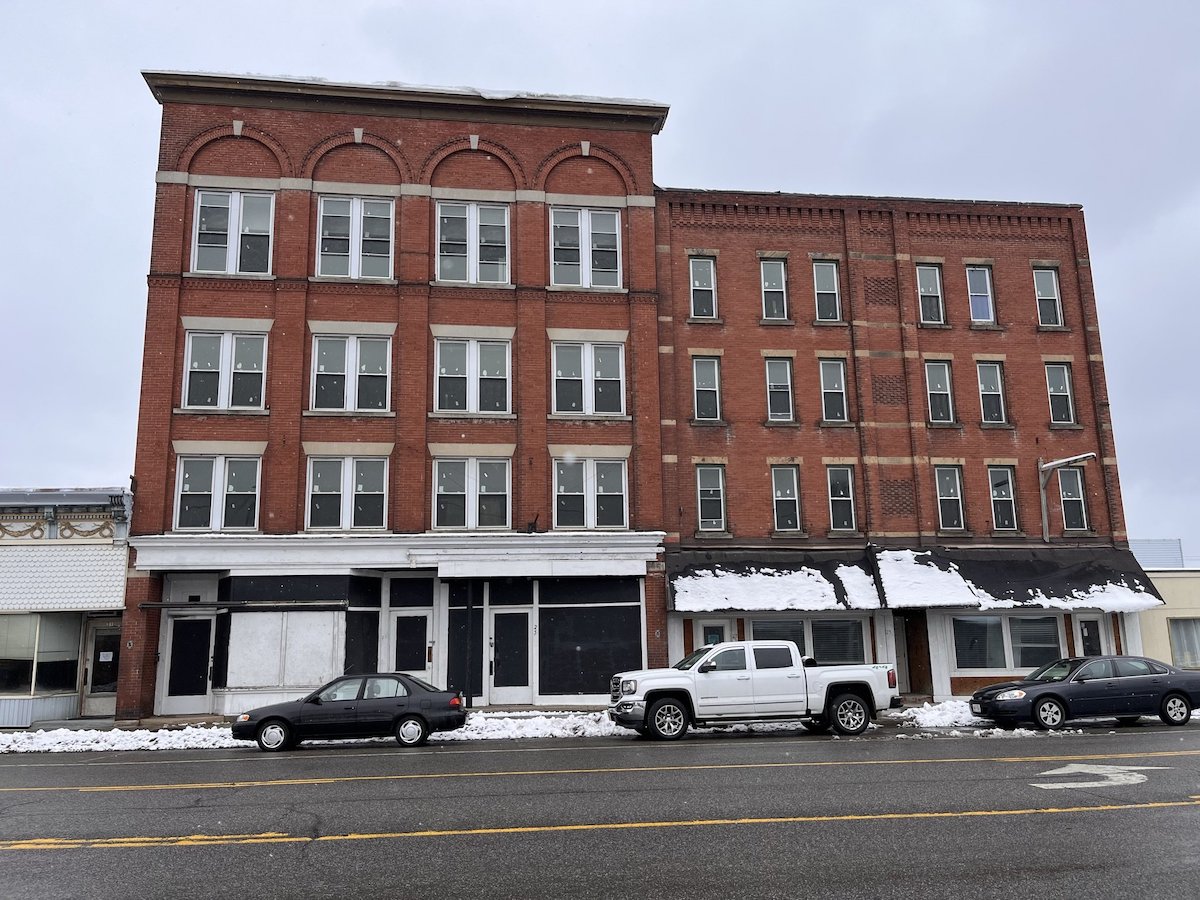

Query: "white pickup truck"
left=608, top=640, right=901, bottom=739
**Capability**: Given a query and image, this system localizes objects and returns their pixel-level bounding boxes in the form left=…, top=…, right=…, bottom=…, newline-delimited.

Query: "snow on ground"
left=893, top=699, right=987, bottom=728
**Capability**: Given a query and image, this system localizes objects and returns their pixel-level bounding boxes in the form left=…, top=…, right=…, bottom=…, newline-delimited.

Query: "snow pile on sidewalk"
left=893, top=700, right=989, bottom=728
left=0, top=711, right=624, bottom=754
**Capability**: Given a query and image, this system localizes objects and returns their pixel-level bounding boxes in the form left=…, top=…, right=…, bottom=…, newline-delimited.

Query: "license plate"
left=970, top=702, right=982, bottom=714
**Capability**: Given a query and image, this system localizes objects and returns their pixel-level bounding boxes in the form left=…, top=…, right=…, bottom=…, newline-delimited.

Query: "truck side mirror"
left=698, top=661, right=716, bottom=673
left=802, top=656, right=817, bottom=668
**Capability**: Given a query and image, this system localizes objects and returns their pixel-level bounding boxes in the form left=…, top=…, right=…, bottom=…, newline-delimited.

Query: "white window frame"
left=827, top=466, right=856, bottom=531
left=316, top=196, right=394, bottom=279
left=693, top=357, right=721, bottom=421
left=174, top=456, right=261, bottom=531
left=1034, top=268, right=1063, bottom=326
left=917, top=264, right=945, bottom=324
left=820, top=359, right=847, bottom=422
left=183, top=331, right=266, bottom=411
left=935, top=466, right=965, bottom=531
left=436, top=201, right=509, bottom=284
left=1058, top=467, right=1088, bottom=531
left=925, top=361, right=955, bottom=423
left=976, top=362, right=1006, bottom=424
left=771, top=465, right=801, bottom=532
left=1167, top=619, right=1200, bottom=669
left=550, top=207, right=621, bottom=288
left=696, top=465, right=727, bottom=532
left=949, top=613, right=1066, bottom=675
left=306, top=457, right=388, bottom=530
left=689, top=257, right=717, bottom=318
left=551, top=342, right=625, bottom=416
left=1046, top=363, right=1076, bottom=424
left=813, top=261, right=841, bottom=322
left=760, top=259, right=788, bottom=320
left=988, top=466, right=1018, bottom=532
left=553, top=458, right=628, bottom=529
left=432, top=457, right=511, bottom=529
left=765, top=358, right=794, bottom=422
left=311, top=335, right=391, bottom=412
left=749, top=616, right=870, bottom=664
left=192, top=190, right=274, bottom=275
left=966, top=266, right=995, bottom=323
left=434, top=339, right=511, bottom=414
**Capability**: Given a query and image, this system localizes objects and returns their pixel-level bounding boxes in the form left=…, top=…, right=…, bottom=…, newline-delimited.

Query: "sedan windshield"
left=673, top=648, right=713, bottom=671
left=1025, top=659, right=1081, bottom=683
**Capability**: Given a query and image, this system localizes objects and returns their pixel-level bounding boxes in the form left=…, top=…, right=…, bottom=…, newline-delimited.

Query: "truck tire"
left=828, top=693, right=870, bottom=736
left=647, top=697, right=689, bottom=740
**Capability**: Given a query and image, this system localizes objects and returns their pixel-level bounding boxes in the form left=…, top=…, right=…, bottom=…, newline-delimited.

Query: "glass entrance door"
left=81, top=620, right=121, bottom=717
left=160, top=616, right=215, bottom=714
left=1077, top=617, right=1107, bottom=657
left=488, top=610, right=533, bottom=705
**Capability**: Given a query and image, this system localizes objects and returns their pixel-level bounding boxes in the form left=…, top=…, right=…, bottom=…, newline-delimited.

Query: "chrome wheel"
left=256, top=721, right=290, bottom=752
left=830, top=694, right=869, bottom=735
left=1034, top=697, right=1066, bottom=730
left=648, top=699, right=688, bottom=740
left=1161, top=694, right=1191, bottom=726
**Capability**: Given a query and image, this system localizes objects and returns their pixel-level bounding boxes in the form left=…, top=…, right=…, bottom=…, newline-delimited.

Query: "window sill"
left=184, top=272, right=275, bottom=281
left=936, top=529, right=970, bottom=538
left=429, top=280, right=516, bottom=290
left=979, top=422, right=1014, bottom=430
left=770, top=530, right=809, bottom=539
left=1049, top=422, right=1084, bottom=430
left=825, top=530, right=863, bottom=539
left=306, top=527, right=390, bottom=533
left=1061, top=529, right=1100, bottom=538
left=1037, top=325, right=1071, bottom=333
left=812, top=319, right=848, bottom=327
left=969, top=323, right=1004, bottom=331
left=693, top=530, right=733, bottom=540
left=758, top=318, right=794, bottom=326
left=309, top=276, right=397, bottom=285
left=547, top=413, right=632, bottom=422
left=303, top=410, right=395, bottom=417
left=918, top=322, right=951, bottom=329
left=175, top=407, right=270, bottom=416
left=428, top=411, right=517, bottom=420
left=546, top=284, right=628, bottom=294
left=690, top=419, right=729, bottom=427
left=927, top=421, right=963, bottom=430
left=818, top=420, right=856, bottom=429
left=763, top=420, right=801, bottom=428
left=686, top=316, right=725, bottom=325
left=171, top=529, right=262, bottom=535
left=989, top=530, right=1027, bottom=538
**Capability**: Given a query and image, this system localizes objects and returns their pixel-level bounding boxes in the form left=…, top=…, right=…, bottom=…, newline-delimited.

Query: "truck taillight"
left=887, top=669, right=897, bottom=689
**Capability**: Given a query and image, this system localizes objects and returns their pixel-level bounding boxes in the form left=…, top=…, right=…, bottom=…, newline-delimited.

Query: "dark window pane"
left=538, top=605, right=641, bottom=695
left=357, top=374, right=387, bottom=410
left=309, top=494, right=341, bottom=528
left=478, top=493, right=507, bottom=528
left=692, top=290, right=714, bottom=318
left=596, top=494, right=625, bottom=527
left=439, top=377, right=467, bottom=411
left=315, top=374, right=346, bottom=409
left=479, top=378, right=507, bottom=412
left=394, top=616, right=428, bottom=671
left=775, top=499, right=799, bottom=530
left=224, top=494, right=256, bottom=528
left=344, top=611, right=379, bottom=675
left=178, top=493, right=212, bottom=529
left=354, top=494, right=385, bottom=528
left=238, top=234, right=269, bottom=273
left=812, top=620, right=865, bottom=664
left=557, top=380, right=584, bottom=412
left=231, top=372, right=262, bottom=408
left=187, top=371, right=220, bottom=407
left=557, top=495, right=585, bottom=527
left=594, top=380, right=621, bottom=413
left=437, top=495, right=465, bottom=528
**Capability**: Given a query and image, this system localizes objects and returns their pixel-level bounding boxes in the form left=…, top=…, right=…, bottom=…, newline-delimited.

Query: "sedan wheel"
left=395, top=715, right=430, bottom=747
left=1033, top=697, right=1067, bottom=730
left=647, top=698, right=689, bottom=740
left=829, top=693, right=870, bottom=736
left=1160, top=693, right=1192, bottom=726
left=256, top=720, right=292, bottom=752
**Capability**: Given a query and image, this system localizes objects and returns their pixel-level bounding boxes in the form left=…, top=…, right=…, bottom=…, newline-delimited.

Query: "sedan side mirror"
left=307, top=695, right=323, bottom=705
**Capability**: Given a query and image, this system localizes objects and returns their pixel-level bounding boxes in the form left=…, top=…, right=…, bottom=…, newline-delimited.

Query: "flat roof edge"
left=656, top=185, right=1083, bottom=211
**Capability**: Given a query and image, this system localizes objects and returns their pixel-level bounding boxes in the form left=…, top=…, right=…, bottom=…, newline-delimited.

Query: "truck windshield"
left=672, top=648, right=713, bottom=670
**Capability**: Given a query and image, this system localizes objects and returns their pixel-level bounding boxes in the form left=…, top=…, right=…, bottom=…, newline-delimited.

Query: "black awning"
left=874, top=546, right=1163, bottom=611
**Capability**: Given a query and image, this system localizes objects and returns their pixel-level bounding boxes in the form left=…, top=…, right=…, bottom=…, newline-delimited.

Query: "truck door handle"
left=737, top=675, right=750, bottom=681
left=786, top=673, right=801, bottom=679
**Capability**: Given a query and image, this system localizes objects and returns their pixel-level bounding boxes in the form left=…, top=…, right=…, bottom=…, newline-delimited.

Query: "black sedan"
left=232, top=673, right=467, bottom=751
left=970, top=655, right=1200, bottom=730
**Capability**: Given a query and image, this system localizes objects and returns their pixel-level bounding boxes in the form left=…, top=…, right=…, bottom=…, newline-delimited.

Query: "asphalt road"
left=2, top=722, right=1199, bottom=900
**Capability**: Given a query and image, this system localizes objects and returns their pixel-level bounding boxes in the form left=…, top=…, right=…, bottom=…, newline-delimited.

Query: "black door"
left=493, top=612, right=529, bottom=688
left=447, top=606, right=484, bottom=701
left=167, top=619, right=212, bottom=697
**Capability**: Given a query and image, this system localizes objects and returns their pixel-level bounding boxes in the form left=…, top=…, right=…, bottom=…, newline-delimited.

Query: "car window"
left=674, top=648, right=713, bottom=670
left=1029, top=660, right=1075, bottom=682
left=406, top=675, right=440, bottom=692
left=1148, top=661, right=1169, bottom=675
left=318, top=678, right=363, bottom=702
left=1075, top=660, right=1114, bottom=680
left=709, top=648, right=747, bottom=671
left=753, top=647, right=794, bottom=669
left=1114, top=658, right=1153, bottom=678
left=365, top=677, right=407, bottom=699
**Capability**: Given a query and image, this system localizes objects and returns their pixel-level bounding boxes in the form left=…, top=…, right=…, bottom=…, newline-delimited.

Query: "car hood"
left=241, top=698, right=307, bottom=719
left=972, top=680, right=1041, bottom=700
left=614, top=667, right=686, bottom=682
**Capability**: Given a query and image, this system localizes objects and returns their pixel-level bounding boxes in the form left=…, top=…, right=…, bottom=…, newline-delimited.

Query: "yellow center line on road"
left=3, top=797, right=1200, bottom=851
left=2, top=748, right=1199, bottom=795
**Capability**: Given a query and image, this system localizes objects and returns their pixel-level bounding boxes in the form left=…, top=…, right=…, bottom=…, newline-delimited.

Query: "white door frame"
left=156, top=576, right=218, bottom=715
left=1074, top=614, right=1112, bottom=657
left=487, top=607, right=535, bottom=706
left=695, top=619, right=733, bottom=648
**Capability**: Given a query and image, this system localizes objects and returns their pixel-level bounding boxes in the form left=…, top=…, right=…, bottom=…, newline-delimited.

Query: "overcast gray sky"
left=1, top=1, right=1196, bottom=562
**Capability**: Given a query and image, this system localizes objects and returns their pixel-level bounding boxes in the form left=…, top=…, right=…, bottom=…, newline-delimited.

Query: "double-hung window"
left=176, top=456, right=260, bottom=530
left=317, top=197, right=393, bottom=278
left=935, top=466, right=964, bottom=530
left=976, top=362, right=1006, bottom=423
left=771, top=466, right=801, bottom=531
left=433, top=458, right=510, bottom=528
left=436, top=202, right=508, bottom=283
left=814, top=261, right=841, bottom=321
left=696, top=465, right=727, bottom=532
left=551, top=208, right=620, bottom=288
left=820, top=359, right=847, bottom=422
left=925, top=361, right=954, bottom=423
left=760, top=259, right=788, bottom=320
left=689, top=258, right=717, bottom=318
left=827, top=466, right=856, bottom=531
left=554, top=459, right=627, bottom=528
left=917, top=265, right=945, bottom=324
left=966, top=266, right=994, bottom=323
left=1034, top=268, right=1063, bottom=326
left=952, top=615, right=1063, bottom=670
left=693, top=357, right=721, bottom=421
left=192, top=190, right=273, bottom=274
left=989, top=466, right=1017, bottom=531
left=308, top=457, right=387, bottom=529
left=435, top=339, right=510, bottom=413
left=312, top=336, right=390, bottom=411
left=552, top=343, right=624, bottom=415
left=1046, top=363, right=1076, bottom=423
left=184, top=332, right=266, bottom=410
left=1059, top=468, right=1088, bottom=530
left=765, top=358, right=794, bottom=422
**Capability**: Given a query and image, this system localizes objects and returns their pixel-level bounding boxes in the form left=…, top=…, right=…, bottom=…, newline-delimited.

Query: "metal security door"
left=488, top=610, right=533, bottom=705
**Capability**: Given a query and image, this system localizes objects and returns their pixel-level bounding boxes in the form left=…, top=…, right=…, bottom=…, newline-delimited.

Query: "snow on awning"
left=876, top=547, right=1162, bottom=612
left=669, top=550, right=881, bottom=613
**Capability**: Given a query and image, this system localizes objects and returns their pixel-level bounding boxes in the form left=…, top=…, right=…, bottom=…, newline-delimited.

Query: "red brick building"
left=117, top=72, right=1158, bottom=719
